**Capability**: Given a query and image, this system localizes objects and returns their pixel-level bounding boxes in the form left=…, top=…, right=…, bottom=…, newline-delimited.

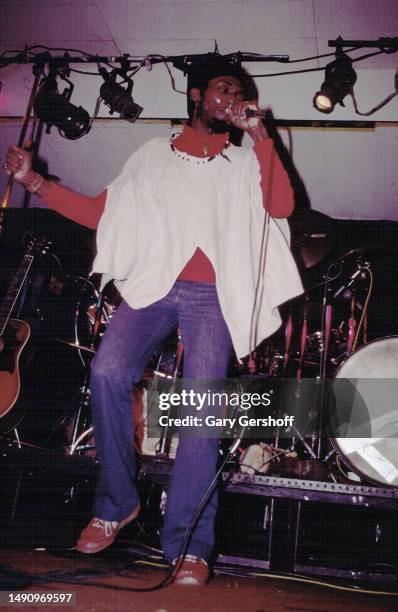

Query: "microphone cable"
left=248, top=143, right=275, bottom=363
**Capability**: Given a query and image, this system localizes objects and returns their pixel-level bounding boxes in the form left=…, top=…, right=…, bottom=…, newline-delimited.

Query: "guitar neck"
left=0, top=253, right=34, bottom=335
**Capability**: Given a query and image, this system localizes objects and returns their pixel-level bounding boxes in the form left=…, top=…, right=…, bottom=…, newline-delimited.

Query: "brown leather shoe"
left=76, top=504, right=140, bottom=554
left=172, top=555, right=209, bottom=586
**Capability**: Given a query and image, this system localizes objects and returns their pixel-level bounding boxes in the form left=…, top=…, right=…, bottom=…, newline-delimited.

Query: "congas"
left=332, top=337, right=398, bottom=486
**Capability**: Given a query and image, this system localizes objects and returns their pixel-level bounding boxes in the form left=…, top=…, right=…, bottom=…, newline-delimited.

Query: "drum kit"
left=57, top=211, right=398, bottom=489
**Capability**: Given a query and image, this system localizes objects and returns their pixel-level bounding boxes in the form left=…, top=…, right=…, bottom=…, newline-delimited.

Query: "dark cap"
left=185, top=54, right=257, bottom=100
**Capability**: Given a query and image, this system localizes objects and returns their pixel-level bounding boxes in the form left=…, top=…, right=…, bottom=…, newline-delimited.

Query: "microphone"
left=246, top=108, right=276, bottom=138
left=333, top=267, right=363, bottom=298
left=245, top=108, right=266, bottom=118
left=225, top=105, right=267, bottom=119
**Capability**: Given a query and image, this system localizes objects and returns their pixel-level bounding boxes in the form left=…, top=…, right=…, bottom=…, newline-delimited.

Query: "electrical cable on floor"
left=120, top=423, right=249, bottom=591
left=2, top=385, right=397, bottom=595
left=128, top=543, right=398, bottom=596
left=2, top=435, right=397, bottom=595
left=2, top=433, right=397, bottom=596
left=212, top=564, right=398, bottom=596
left=240, top=569, right=398, bottom=597
left=0, top=428, right=246, bottom=593
left=1, top=559, right=397, bottom=597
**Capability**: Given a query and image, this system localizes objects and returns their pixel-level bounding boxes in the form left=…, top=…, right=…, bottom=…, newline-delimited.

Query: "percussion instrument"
left=332, top=336, right=398, bottom=486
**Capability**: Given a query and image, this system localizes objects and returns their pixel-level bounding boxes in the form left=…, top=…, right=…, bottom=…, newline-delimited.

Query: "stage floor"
left=0, top=548, right=396, bottom=612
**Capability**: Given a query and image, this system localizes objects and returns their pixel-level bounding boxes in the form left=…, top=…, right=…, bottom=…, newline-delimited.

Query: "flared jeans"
left=89, top=281, right=232, bottom=562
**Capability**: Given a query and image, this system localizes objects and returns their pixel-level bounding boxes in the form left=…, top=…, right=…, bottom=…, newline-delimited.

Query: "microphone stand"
left=0, top=64, right=42, bottom=237
left=22, top=118, right=45, bottom=209
left=315, top=266, right=334, bottom=459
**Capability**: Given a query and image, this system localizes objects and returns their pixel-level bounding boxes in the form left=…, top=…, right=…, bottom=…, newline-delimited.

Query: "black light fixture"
left=313, top=53, right=357, bottom=113
left=33, top=72, right=91, bottom=139
left=99, top=68, right=143, bottom=122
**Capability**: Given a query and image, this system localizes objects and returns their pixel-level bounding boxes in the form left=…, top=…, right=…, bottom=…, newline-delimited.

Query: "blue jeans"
left=89, top=281, right=232, bottom=562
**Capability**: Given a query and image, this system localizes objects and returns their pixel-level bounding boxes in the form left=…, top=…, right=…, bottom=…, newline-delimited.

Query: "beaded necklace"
left=169, top=132, right=231, bottom=164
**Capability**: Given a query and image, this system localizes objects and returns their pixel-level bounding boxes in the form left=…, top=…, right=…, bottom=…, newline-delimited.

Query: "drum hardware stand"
left=272, top=413, right=318, bottom=463
left=309, top=258, right=368, bottom=463
left=362, top=309, right=368, bottom=345
left=67, top=288, right=106, bottom=455
left=314, top=297, right=333, bottom=459
left=274, top=310, right=296, bottom=450
left=283, top=312, right=293, bottom=375
left=346, top=294, right=357, bottom=356
left=68, top=376, right=93, bottom=455
left=274, top=411, right=318, bottom=460
left=73, top=276, right=113, bottom=366
left=296, top=294, right=309, bottom=381
left=273, top=295, right=320, bottom=461
left=274, top=285, right=333, bottom=462
left=11, top=428, right=21, bottom=447
left=157, top=334, right=183, bottom=456
left=316, top=258, right=370, bottom=462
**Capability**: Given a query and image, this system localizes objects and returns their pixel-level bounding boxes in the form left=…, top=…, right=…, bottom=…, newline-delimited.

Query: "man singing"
left=5, top=57, right=303, bottom=585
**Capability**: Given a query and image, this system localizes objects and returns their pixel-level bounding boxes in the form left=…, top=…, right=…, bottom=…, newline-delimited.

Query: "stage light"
left=33, top=75, right=91, bottom=139
left=313, top=53, right=357, bottom=113
left=99, top=68, right=143, bottom=122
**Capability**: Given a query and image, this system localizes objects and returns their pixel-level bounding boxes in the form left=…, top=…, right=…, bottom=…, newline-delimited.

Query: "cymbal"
left=300, top=239, right=332, bottom=269
left=55, top=339, right=96, bottom=353
left=290, top=209, right=334, bottom=268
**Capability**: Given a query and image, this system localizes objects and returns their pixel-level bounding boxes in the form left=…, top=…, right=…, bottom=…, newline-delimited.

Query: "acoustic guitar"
left=0, top=235, right=49, bottom=432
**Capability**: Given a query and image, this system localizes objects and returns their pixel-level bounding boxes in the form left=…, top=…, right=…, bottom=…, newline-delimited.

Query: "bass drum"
left=332, top=336, right=398, bottom=486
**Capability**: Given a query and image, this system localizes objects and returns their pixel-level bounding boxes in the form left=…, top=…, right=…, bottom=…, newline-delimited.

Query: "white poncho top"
left=92, top=137, right=304, bottom=359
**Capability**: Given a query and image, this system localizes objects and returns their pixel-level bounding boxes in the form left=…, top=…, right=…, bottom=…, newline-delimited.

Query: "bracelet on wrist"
left=25, top=173, right=44, bottom=194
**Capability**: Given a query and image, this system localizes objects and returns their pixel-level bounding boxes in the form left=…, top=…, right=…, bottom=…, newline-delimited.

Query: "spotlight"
left=34, top=75, right=91, bottom=139
left=313, top=53, right=357, bottom=113
left=99, top=68, right=143, bottom=122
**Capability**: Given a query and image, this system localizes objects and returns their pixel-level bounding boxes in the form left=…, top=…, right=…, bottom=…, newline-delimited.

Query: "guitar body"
left=0, top=318, right=31, bottom=431
left=0, top=236, right=49, bottom=434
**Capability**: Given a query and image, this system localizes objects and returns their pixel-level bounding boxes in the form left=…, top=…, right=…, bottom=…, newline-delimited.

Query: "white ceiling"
left=1, top=0, right=397, bottom=68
